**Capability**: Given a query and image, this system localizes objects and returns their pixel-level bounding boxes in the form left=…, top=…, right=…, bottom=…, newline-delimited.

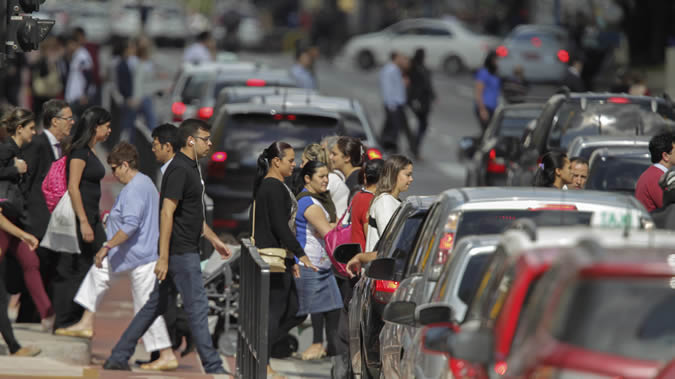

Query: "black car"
left=586, top=147, right=651, bottom=194
left=507, top=92, right=675, bottom=186
left=349, top=196, right=435, bottom=379
left=462, top=103, right=543, bottom=186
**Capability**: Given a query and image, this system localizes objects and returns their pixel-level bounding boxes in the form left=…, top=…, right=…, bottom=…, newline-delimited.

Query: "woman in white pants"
left=54, top=142, right=177, bottom=371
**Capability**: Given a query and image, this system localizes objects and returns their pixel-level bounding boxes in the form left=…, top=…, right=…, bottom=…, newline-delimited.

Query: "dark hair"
left=412, top=48, right=425, bottom=65
left=484, top=51, right=498, bottom=75
left=107, top=142, right=139, bottom=170
left=0, top=107, right=34, bottom=136
left=66, top=106, right=111, bottom=155
left=570, top=156, right=588, bottom=166
left=363, top=158, right=384, bottom=186
left=390, top=51, right=399, bottom=61
left=176, top=118, right=210, bottom=149
left=296, top=160, right=327, bottom=194
left=648, top=133, right=675, bottom=164
left=73, top=26, right=86, bottom=39
left=534, top=151, right=568, bottom=187
left=336, top=136, right=365, bottom=167
left=42, top=99, right=69, bottom=129
left=253, top=141, right=293, bottom=198
left=197, top=31, right=211, bottom=42
left=151, top=123, right=179, bottom=152
left=112, top=37, right=128, bottom=57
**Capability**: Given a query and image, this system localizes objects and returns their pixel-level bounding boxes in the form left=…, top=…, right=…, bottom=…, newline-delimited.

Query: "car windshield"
left=548, top=102, right=675, bottom=149
left=587, top=155, right=651, bottom=193
left=550, top=277, right=675, bottom=362
left=498, top=113, right=540, bottom=138
left=509, top=30, right=565, bottom=46
left=213, top=77, right=297, bottom=97
left=455, top=210, right=593, bottom=242
left=457, top=253, right=493, bottom=306
left=181, top=74, right=211, bottom=104
left=339, top=113, right=368, bottom=140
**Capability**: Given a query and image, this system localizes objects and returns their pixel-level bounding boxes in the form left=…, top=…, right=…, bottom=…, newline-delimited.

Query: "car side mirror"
left=333, top=243, right=362, bottom=264
left=459, top=136, right=479, bottom=159
left=366, top=257, right=396, bottom=280
left=382, top=300, right=417, bottom=326
left=421, top=323, right=455, bottom=355
left=415, top=302, right=455, bottom=326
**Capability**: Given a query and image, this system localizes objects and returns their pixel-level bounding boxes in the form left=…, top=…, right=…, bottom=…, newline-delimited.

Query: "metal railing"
left=236, top=239, right=270, bottom=379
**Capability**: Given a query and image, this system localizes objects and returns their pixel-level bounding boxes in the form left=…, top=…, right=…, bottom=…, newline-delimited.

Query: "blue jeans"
left=108, top=253, right=223, bottom=373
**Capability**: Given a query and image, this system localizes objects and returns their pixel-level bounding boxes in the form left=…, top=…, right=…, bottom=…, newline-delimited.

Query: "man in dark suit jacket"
left=563, top=57, right=585, bottom=92
left=19, top=99, right=74, bottom=322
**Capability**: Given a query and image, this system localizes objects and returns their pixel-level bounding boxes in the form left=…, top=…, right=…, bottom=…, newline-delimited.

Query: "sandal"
left=301, top=344, right=327, bottom=360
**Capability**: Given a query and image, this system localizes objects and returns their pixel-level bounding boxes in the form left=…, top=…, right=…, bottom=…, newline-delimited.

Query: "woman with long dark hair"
left=534, top=151, right=573, bottom=189
left=53, top=106, right=111, bottom=329
left=350, top=158, right=384, bottom=252
left=474, top=51, right=500, bottom=133
left=251, top=141, right=317, bottom=377
left=330, top=136, right=366, bottom=199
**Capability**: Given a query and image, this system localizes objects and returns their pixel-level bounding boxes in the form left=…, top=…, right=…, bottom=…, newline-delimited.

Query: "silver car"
left=567, top=135, right=650, bottom=160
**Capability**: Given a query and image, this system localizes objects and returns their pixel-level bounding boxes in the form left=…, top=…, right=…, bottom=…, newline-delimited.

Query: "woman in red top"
left=350, top=159, right=384, bottom=251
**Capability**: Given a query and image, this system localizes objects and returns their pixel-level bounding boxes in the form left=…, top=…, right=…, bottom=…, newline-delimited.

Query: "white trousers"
left=74, top=258, right=172, bottom=352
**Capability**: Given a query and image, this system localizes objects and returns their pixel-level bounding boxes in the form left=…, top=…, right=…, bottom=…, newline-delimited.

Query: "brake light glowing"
left=198, top=107, right=214, bottom=120
left=211, top=151, right=227, bottom=162
left=246, top=78, right=266, bottom=87
left=286, top=114, right=297, bottom=120
left=367, top=148, right=383, bottom=160
left=557, top=49, right=569, bottom=63
left=530, top=37, right=542, bottom=48
left=449, top=358, right=478, bottom=379
left=486, top=148, right=506, bottom=174
left=372, top=280, right=399, bottom=303
left=496, top=45, right=508, bottom=58
left=494, top=361, right=508, bottom=375
left=273, top=114, right=297, bottom=121
left=439, top=233, right=454, bottom=250
left=172, top=102, right=186, bottom=121
left=608, top=97, right=630, bottom=104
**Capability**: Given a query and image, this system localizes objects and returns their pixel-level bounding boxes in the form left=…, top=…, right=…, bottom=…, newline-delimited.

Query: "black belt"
left=368, top=216, right=378, bottom=229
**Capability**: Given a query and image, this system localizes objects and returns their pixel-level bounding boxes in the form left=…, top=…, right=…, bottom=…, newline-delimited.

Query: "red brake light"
left=530, top=37, right=542, bottom=48
left=286, top=114, right=296, bottom=120
left=494, top=361, right=508, bottom=376
left=198, top=107, right=214, bottom=120
left=435, top=232, right=455, bottom=265
left=273, top=114, right=283, bottom=120
left=246, top=78, right=266, bottom=87
left=529, top=204, right=578, bottom=211
left=367, top=148, right=383, bottom=160
left=213, top=219, right=238, bottom=229
left=608, top=97, right=630, bottom=104
left=372, top=280, right=399, bottom=303
left=211, top=151, right=227, bottom=162
left=496, top=45, right=508, bottom=58
left=557, top=49, right=569, bottom=63
left=449, top=358, right=478, bottom=379
left=172, top=102, right=186, bottom=121
left=486, top=148, right=506, bottom=174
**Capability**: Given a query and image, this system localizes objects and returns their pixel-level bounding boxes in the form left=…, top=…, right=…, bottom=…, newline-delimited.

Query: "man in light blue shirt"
left=379, top=51, right=416, bottom=156
left=291, top=47, right=317, bottom=90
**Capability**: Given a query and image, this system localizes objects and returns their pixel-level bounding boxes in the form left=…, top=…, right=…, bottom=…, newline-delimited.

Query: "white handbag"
left=41, top=192, right=81, bottom=254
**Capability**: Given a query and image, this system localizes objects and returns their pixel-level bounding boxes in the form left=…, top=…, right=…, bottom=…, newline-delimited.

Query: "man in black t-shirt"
left=104, top=119, right=231, bottom=373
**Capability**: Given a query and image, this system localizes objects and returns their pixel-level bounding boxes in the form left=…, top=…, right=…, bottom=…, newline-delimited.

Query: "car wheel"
left=443, top=55, right=464, bottom=76
left=357, top=50, right=375, bottom=70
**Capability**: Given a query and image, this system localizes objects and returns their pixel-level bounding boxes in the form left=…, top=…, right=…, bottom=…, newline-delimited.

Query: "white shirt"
left=183, top=43, right=213, bottom=64
left=65, top=46, right=93, bottom=103
left=365, top=193, right=401, bottom=252
left=160, top=157, right=174, bottom=175
left=328, top=171, right=349, bottom=221
left=655, top=163, right=668, bottom=173
left=296, top=195, right=332, bottom=270
left=43, top=129, right=61, bottom=159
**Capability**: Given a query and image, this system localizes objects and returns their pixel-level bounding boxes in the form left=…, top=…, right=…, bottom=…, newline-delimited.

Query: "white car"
left=341, top=18, right=500, bottom=75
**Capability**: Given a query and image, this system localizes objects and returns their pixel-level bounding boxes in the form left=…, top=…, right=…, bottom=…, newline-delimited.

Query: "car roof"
left=222, top=102, right=342, bottom=119
left=253, top=94, right=363, bottom=114
left=568, top=135, right=650, bottom=147
left=215, top=69, right=294, bottom=82
left=511, top=24, right=567, bottom=35
left=404, top=195, right=437, bottom=210
left=589, top=147, right=650, bottom=159
left=499, top=102, right=545, bottom=112
left=181, top=61, right=264, bottom=74
left=221, top=86, right=313, bottom=96
left=549, top=92, right=672, bottom=106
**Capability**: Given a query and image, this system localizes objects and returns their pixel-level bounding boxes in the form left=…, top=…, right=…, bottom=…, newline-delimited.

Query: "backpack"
left=42, top=156, right=68, bottom=213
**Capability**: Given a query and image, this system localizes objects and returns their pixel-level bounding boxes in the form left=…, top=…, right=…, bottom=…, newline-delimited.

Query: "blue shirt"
left=290, top=64, right=317, bottom=90
left=379, top=62, right=406, bottom=111
left=475, top=68, right=501, bottom=110
left=106, top=173, right=160, bottom=273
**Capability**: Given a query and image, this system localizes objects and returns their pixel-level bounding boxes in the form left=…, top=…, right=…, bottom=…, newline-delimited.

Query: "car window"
left=406, top=203, right=444, bottom=275
left=457, top=252, right=492, bottom=306
left=498, top=116, right=540, bottom=138
left=386, top=211, right=429, bottom=276
left=483, top=258, right=517, bottom=328
left=587, top=155, right=651, bottom=193
left=213, top=79, right=297, bottom=98
left=466, top=249, right=509, bottom=322
left=510, top=31, right=564, bottom=45
left=417, top=26, right=452, bottom=37
left=339, top=113, right=368, bottom=140
left=550, top=277, right=675, bottom=361
left=181, top=74, right=210, bottom=104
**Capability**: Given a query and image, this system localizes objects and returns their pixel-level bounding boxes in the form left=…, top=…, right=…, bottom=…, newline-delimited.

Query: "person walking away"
left=103, top=119, right=231, bottom=373
left=73, top=27, right=101, bottom=106
left=132, top=37, right=157, bottom=131
left=55, top=143, right=177, bottom=370
left=293, top=161, right=341, bottom=360
left=52, top=107, right=111, bottom=329
left=0, top=108, right=55, bottom=331
left=319, top=137, right=350, bottom=219
left=291, top=46, right=318, bottom=90
left=474, top=51, right=500, bottom=136
left=533, top=151, right=573, bottom=189
left=365, top=155, right=414, bottom=252
left=251, top=141, right=318, bottom=378
left=30, top=38, right=64, bottom=116
left=0, top=208, right=42, bottom=356
left=569, top=156, right=589, bottom=189
left=183, top=32, right=215, bottom=65
left=64, top=33, right=94, bottom=117
left=350, top=159, right=384, bottom=252
left=563, top=55, right=585, bottom=92
left=380, top=52, right=415, bottom=156
left=116, top=38, right=138, bottom=143
left=330, top=137, right=365, bottom=200
left=502, top=65, right=529, bottom=104
left=20, top=100, right=73, bottom=322
left=636, top=133, right=675, bottom=212
left=408, top=48, right=436, bottom=159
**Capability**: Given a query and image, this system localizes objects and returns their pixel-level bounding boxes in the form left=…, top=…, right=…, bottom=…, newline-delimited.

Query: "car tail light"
left=213, top=219, right=238, bottom=229
left=372, top=280, right=399, bottom=304
left=494, top=361, right=508, bottom=375
left=496, top=45, right=508, bottom=58
left=172, top=101, right=186, bottom=121
left=530, top=37, right=542, bottom=48
left=486, top=148, right=506, bottom=174
left=246, top=78, right=266, bottom=87
left=529, top=204, right=578, bottom=211
left=211, top=151, right=227, bottom=162
left=207, top=151, right=227, bottom=178
left=198, top=106, right=214, bottom=120
left=608, top=97, right=630, bottom=104
left=557, top=49, right=569, bottom=63
left=273, top=114, right=297, bottom=121
left=367, top=148, right=383, bottom=160
left=449, top=358, right=481, bottom=379
left=436, top=232, right=455, bottom=265
left=286, top=114, right=296, bottom=120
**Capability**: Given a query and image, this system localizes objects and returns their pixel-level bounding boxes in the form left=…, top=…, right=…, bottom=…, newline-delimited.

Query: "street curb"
left=0, top=323, right=91, bottom=366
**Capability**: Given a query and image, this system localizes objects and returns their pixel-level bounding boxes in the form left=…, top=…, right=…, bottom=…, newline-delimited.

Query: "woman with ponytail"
left=251, top=141, right=318, bottom=378
left=534, top=151, right=573, bottom=189
left=331, top=136, right=366, bottom=199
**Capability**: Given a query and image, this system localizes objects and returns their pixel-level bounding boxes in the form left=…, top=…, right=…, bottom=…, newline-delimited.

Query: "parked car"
left=348, top=196, right=435, bottom=379
left=586, top=148, right=651, bottom=194
left=462, top=103, right=544, bottom=186
left=341, top=18, right=500, bottom=75
left=507, top=92, right=675, bottom=186
left=146, top=0, right=189, bottom=47
left=566, top=135, right=650, bottom=160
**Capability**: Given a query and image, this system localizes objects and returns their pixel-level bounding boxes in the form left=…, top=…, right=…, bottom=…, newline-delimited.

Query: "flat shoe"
left=139, top=358, right=179, bottom=371
left=54, top=328, right=93, bottom=338
left=12, top=346, right=41, bottom=357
